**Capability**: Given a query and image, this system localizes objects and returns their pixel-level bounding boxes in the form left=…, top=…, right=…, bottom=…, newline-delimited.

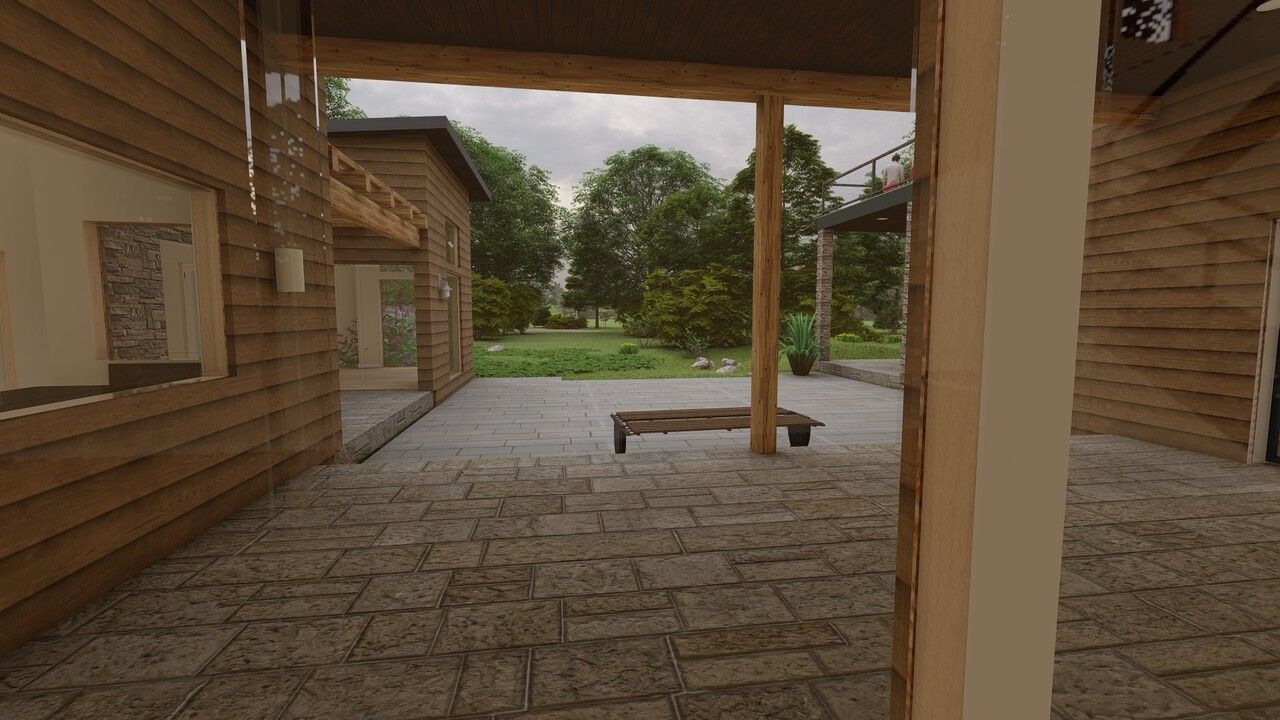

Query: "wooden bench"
left=610, top=407, right=825, bottom=453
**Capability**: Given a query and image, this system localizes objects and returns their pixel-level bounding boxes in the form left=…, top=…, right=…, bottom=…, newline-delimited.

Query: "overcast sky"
left=348, top=80, right=915, bottom=207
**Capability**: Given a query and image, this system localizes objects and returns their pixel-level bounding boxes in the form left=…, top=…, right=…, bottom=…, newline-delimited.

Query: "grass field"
left=474, top=327, right=899, bottom=380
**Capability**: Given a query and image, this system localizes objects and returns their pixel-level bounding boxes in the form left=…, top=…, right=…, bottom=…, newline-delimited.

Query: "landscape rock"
left=720, top=358, right=737, bottom=367
left=487, top=345, right=505, bottom=353
left=691, top=357, right=713, bottom=370
left=715, top=364, right=737, bottom=374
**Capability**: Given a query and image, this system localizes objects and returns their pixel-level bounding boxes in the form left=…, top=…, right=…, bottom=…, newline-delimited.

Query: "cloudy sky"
left=348, top=80, right=914, bottom=207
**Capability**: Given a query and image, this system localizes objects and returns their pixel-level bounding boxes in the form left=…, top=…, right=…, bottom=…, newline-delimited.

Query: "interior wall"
left=1073, top=55, right=1280, bottom=461
left=0, top=125, right=193, bottom=388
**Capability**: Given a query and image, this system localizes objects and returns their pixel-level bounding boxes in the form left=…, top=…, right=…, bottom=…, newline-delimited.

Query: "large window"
left=0, top=121, right=225, bottom=416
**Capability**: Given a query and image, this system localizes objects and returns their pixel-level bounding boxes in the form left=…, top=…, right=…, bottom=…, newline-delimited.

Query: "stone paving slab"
left=3, top=435, right=1280, bottom=718
left=369, top=375, right=903, bottom=461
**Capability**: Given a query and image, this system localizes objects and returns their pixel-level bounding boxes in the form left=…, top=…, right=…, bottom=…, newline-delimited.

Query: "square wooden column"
left=892, top=0, right=1102, bottom=717
left=750, top=95, right=784, bottom=454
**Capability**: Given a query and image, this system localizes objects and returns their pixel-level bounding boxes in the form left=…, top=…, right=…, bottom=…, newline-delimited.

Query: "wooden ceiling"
left=312, top=0, right=915, bottom=78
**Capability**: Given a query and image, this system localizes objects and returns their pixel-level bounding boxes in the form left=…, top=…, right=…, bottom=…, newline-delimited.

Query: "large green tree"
left=453, top=124, right=564, bottom=287
left=322, top=77, right=366, bottom=119
left=564, top=146, right=719, bottom=316
left=727, top=125, right=841, bottom=313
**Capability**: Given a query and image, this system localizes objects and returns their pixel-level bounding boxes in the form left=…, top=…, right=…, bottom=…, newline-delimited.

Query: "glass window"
left=447, top=273, right=462, bottom=374
left=0, top=121, right=226, bottom=416
left=445, top=221, right=459, bottom=265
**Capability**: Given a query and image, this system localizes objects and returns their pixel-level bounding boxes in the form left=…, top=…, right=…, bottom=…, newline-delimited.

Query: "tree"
left=452, top=124, right=563, bottom=287
left=728, top=125, right=841, bottom=314
left=322, top=77, right=366, bottom=119
left=561, top=274, right=603, bottom=328
left=565, top=146, right=718, bottom=317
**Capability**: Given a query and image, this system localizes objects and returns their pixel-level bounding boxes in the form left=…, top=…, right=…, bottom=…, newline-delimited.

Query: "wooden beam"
left=314, top=36, right=911, bottom=111
left=750, top=95, right=784, bottom=454
left=328, top=178, right=419, bottom=248
left=327, top=145, right=426, bottom=245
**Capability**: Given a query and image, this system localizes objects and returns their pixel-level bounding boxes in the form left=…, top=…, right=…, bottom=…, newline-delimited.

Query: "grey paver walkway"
left=370, top=375, right=904, bottom=461
left=4, top=434, right=1280, bottom=718
left=336, top=390, right=434, bottom=463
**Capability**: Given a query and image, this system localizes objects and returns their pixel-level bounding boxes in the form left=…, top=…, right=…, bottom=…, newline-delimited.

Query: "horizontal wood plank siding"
left=0, top=1, right=340, bottom=651
left=1073, top=58, right=1280, bottom=461
left=332, top=131, right=475, bottom=403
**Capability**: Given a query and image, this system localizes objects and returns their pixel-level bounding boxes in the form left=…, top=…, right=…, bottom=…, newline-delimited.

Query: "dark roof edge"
left=328, top=116, right=491, bottom=202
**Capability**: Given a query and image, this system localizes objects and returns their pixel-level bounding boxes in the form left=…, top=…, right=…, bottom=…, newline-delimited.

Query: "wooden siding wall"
left=0, top=1, right=340, bottom=651
left=331, top=133, right=475, bottom=401
left=1073, top=56, right=1280, bottom=461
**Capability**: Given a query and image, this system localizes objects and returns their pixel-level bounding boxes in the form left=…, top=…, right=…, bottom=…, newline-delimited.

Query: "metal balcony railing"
left=824, top=138, right=914, bottom=214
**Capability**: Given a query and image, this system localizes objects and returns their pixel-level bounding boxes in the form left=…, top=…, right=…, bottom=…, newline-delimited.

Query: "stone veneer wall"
left=98, top=224, right=192, bottom=360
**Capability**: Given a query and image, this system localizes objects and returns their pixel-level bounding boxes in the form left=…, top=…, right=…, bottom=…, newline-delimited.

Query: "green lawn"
left=474, top=327, right=899, bottom=380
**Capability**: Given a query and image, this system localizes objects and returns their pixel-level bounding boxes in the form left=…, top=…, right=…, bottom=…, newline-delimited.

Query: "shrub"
left=506, top=283, right=544, bottom=334
left=618, top=342, right=639, bottom=355
left=641, top=264, right=751, bottom=348
left=621, top=311, right=657, bottom=339
left=534, top=305, right=552, bottom=326
left=473, top=275, right=512, bottom=338
left=835, top=322, right=887, bottom=344
left=381, top=307, right=416, bottom=367
left=544, top=313, right=588, bottom=329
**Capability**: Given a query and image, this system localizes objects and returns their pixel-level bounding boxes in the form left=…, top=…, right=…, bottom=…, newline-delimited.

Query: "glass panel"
left=0, top=122, right=224, bottom=416
left=380, top=276, right=416, bottom=367
left=1050, top=2, right=1280, bottom=716
left=446, top=221, right=459, bottom=265
left=448, top=274, right=461, bottom=374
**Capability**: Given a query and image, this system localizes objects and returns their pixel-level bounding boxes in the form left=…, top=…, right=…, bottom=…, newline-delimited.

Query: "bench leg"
left=613, top=419, right=627, bottom=454
left=787, top=426, right=811, bottom=447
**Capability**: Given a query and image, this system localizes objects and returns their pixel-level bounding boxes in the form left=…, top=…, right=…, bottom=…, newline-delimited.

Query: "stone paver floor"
left=4, top=434, right=1280, bottom=718
left=370, top=375, right=904, bottom=461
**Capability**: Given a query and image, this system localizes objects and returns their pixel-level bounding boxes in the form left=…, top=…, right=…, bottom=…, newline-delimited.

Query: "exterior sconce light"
left=274, top=247, right=306, bottom=293
left=440, top=275, right=453, bottom=300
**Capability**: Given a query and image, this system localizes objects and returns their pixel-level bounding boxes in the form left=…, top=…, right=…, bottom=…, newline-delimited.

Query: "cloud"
left=348, top=81, right=914, bottom=207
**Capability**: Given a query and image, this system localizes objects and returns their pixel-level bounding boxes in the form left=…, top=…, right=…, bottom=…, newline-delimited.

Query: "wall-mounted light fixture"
left=439, top=275, right=453, bottom=300
left=274, top=247, right=306, bottom=293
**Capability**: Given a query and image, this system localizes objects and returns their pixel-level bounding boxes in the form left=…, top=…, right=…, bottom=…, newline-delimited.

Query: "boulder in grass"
left=487, top=344, right=505, bottom=353
left=691, top=357, right=713, bottom=370
left=716, top=364, right=737, bottom=374
left=721, top=358, right=738, bottom=367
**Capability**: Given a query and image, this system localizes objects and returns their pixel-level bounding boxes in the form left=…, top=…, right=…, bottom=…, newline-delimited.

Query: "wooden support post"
left=893, top=0, right=1100, bottom=717
left=750, top=95, right=784, bottom=454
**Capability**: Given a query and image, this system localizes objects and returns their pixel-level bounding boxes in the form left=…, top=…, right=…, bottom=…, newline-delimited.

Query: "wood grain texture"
left=749, top=95, right=783, bottom=454
left=0, top=0, right=340, bottom=652
left=1073, top=55, right=1280, bottom=461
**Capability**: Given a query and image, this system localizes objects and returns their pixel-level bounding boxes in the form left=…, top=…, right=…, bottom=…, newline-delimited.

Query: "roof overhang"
left=816, top=183, right=912, bottom=234
left=328, top=116, right=491, bottom=202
